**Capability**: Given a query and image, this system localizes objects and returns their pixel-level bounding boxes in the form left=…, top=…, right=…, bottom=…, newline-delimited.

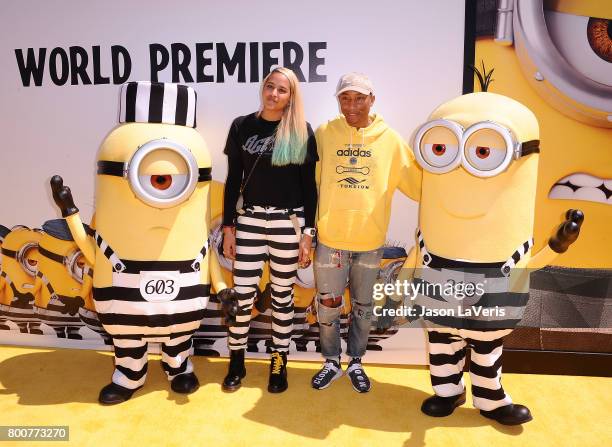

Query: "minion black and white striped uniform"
left=413, top=229, right=533, bottom=412
left=78, top=266, right=113, bottom=345
left=93, top=232, right=210, bottom=389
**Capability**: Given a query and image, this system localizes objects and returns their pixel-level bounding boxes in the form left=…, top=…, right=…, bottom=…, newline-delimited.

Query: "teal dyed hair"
left=259, top=67, right=308, bottom=166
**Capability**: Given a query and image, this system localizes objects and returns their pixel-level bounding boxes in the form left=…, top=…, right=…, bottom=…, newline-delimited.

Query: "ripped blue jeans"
left=314, top=242, right=384, bottom=360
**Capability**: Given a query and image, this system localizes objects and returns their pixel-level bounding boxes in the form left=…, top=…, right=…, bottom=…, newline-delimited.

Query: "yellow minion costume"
left=402, top=93, right=583, bottom=425
left=50, top=81, right=234, bottom=405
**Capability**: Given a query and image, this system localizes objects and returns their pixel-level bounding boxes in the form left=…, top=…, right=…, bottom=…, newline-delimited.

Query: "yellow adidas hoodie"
left=315, top=114, right=422, bottom=251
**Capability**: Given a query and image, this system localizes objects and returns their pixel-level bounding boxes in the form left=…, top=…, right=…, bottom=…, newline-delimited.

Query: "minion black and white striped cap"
left=119, top=81, right=197, bottom=128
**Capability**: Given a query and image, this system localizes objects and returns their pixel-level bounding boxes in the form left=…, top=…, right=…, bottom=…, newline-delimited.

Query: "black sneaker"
left=311, top=358, right=342, bottom=390
left=347, top=358, right=371, bottom=393
left=268, top=351, right=288, bottom=393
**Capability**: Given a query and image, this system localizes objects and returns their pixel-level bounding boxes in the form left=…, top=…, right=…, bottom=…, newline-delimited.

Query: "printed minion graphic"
left=31, top=219, right=90, bottom=340
left=0, top=226, right=43, bottom=334
left=50, top=81, right=235, bottom=405
left=404, top=92, right=582, bottom=425
left=0, top=224, right=11, bottom=330
left=474, top=0, right=612, bottom=342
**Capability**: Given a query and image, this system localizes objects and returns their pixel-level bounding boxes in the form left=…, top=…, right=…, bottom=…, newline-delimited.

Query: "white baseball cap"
left=335, top=72, right=374, bottom=96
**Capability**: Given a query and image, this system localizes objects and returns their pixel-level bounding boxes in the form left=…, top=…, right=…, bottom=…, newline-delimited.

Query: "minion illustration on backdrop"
left=473, top=0, right=612, bottom=339
left=0, top=226, right=43, bottom=334
left=0, top=224, right=11, bottom=330
left=400, top=92, right=583, bottom=425
left=50, top=81, right=236, bottom=405
left=32, top=219, right=89, bottom=340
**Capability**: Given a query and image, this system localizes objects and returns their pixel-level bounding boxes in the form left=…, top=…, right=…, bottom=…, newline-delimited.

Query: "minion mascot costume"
left=32, top=219, right=90, bottom=339
left=403, top=93, right=584, bottom=425
left=50, top=81, right=235, bottom=405
left=0, top=226, right=42, bottom=334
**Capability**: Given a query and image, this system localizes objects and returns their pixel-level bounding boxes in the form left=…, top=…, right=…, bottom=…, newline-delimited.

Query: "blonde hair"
left=258, top=67, right=308, bottom=166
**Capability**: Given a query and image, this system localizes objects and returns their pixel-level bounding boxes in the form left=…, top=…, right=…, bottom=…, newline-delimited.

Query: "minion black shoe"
left=421, top=392, right=466, bottom=417
left=480, top=404, right=533, bottom=425
left=347, top=358, right=371, bottom=393
left=171, top=372, right=200, bottom=394
left=268, top=351, right=288, bottom=393
left=98, top=382, right=140, bottom=405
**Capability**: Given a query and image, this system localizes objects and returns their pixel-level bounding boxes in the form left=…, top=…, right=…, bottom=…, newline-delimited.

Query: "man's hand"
left=222, top=226, right=237, bottom=261
left=298, top=235, right=312, bottom=268
left=50, top=175, right=79, bottom=217
left=549, top=209, right=584, bottom=253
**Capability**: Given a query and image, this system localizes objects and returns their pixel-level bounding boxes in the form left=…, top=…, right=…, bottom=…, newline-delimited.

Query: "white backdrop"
left=0, top=0, right=467, bottom=361
left=0, top=0, right=465, bottom=241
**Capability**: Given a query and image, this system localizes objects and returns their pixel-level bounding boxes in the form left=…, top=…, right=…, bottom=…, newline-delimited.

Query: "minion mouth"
left=549, top=173, right=612, bottom=205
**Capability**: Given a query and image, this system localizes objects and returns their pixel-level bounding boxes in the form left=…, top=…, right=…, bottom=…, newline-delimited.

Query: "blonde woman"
left=221, top=67, right=318, bottom=393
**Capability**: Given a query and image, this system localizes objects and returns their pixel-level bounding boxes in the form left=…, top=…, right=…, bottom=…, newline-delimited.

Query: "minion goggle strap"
left=2, top=242, right=39, bottom=277
left=38, top=246, right=86, bottom=284
left=96, top=139, right=211, bottom=209
left=413, top=119, right=540, bottom=178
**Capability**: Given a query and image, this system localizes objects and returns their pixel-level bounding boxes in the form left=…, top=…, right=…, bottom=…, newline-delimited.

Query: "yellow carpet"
left=0, top=345, right=610, bottom=446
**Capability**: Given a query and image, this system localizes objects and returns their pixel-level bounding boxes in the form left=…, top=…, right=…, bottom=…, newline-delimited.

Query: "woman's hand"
left=223, top=226, right=237, bottom=260
left=298, top=235, right=312, bottom=268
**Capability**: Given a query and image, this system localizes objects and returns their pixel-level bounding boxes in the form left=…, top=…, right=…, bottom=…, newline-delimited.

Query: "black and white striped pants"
left=112, top=334, right=194, bottom=390
left=229, top=206, right=303, bottom=352
left=427, top=328, right=513, bottom=411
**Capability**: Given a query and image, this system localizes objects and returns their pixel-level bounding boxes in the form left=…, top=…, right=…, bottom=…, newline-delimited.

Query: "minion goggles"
left=97, top=139, right=212, bottom=208
left=413, top=119, right=540, bottom=178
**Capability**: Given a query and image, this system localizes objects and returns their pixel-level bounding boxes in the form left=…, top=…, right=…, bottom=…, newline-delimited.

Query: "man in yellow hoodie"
left=311, top=73, right=421, bottom=392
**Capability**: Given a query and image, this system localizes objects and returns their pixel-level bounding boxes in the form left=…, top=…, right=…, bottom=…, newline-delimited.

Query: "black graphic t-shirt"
left=222, top=112, right=319, bottom=227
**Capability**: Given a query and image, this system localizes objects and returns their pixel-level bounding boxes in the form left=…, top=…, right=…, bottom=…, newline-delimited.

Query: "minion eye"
left=432, top=144, right=446, bottom=155
left=17, top=243, right=39, bottom=277
left=151, top=175, right=173, bottom=191
left=414, top=121, right=463, bottom=173
left=139, top=174, right=188, bottom=199
left=421, top=143, right=459, bottom=168
left=465, top=145, right=506, bottom=171
left=127, top=140, right=198, bottom=208
left=66, top=251, right=85, bottom=283
left=545, top=10, right=612, bottom=88
left=587, top=18, right=612, bottom=63
left=476, top=146, right=490, bottom=159
left=463, top=127, right=509, bottom=173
